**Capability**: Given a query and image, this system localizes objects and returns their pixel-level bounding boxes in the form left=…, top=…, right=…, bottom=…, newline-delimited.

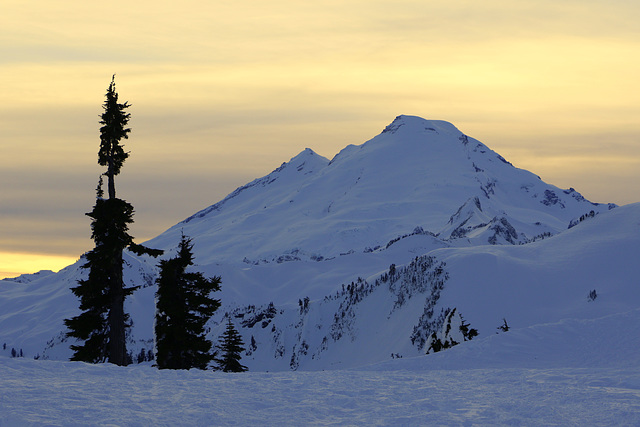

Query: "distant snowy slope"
left=359, top=307, right=640, bottom=372
left=221, top=203, right=640, bottom=371
left=0, top=263, right=81, bottom=359
left=0, top=251, right=157, bottom=361
left=433, top=202, right=640, bottom=334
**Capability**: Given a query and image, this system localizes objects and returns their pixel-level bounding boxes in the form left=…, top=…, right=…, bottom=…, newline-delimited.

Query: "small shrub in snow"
left=497, top=318, right=510, bottom=333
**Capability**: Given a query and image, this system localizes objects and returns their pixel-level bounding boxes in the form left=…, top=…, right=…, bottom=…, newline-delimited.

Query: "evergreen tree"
left=99, top=75, right=131, bottom=200
left=216, top=318, right=248, bottom=372
left=65, top=76, right=162, bottom=365
left=155, top=234, right=221, bottom=370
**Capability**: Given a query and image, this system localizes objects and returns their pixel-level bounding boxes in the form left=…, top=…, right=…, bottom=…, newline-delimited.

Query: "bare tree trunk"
left=107, top=158, right=116, bottom=200
left=107, top=249, right=127, bottom=366
left=105, top=154, right=124, bottom=365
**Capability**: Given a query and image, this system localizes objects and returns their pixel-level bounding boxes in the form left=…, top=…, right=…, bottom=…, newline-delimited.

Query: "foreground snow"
left=2, top=359, right=639, bottom=426
left=3, top=311, right=640, bottom=426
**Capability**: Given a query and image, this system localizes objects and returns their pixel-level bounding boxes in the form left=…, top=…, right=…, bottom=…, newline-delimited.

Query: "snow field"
left=2, top=358, right=640, bottom=426
left=3, top=309, right=640, bottom=425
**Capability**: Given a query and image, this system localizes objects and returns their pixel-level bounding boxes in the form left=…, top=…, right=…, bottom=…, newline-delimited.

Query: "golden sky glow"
left=1, top=0, right=639, bottom=278
left=0, top=252, right=77, bottom=280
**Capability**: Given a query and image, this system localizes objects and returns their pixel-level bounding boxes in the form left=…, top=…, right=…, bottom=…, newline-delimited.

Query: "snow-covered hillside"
left=0, top=115, right=636, bottom=374
left=204, top=202, right=640, bottom=371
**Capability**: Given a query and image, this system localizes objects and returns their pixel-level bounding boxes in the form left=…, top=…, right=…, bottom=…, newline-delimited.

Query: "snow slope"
left=432, top=201, right=640, bottom=335
left=2, top=310, right=640, bottom=426
left=221, top=203, right=640, bottom=371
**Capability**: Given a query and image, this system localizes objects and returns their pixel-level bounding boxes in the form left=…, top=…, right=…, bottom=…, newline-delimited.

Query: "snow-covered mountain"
left=1, top=115, right=636, bottom=372
left=148, top=115, right=613, bottom=264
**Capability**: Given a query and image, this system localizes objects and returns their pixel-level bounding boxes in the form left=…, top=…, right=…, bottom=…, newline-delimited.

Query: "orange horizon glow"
left=0, top=252, right=79, bottom=280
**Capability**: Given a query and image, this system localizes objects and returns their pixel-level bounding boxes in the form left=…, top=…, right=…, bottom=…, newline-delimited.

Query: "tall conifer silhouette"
left=65, top=76, right=162, bottom=365
left=155, top=234, right=221, bottom=370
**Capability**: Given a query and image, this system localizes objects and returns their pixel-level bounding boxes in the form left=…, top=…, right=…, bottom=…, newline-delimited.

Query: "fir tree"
left=155, top=234, right=221, bottom=370
left=99, top=75, right=130, bottom=200
left=65, top=76, right=162, bottom=366
left=216, top=318, right=248, bottom=372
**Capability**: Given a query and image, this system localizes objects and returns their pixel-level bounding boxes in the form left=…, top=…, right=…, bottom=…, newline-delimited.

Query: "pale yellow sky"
left=1, top=0, right=639, bottom=278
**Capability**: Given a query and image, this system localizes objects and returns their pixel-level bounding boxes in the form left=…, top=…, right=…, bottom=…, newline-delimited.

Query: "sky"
left=1, top=0, right=639, bottom=279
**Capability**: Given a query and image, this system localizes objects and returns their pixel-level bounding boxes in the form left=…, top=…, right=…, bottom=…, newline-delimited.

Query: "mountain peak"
left=281, top=147, right=329, bottom=174
left=289, top=147, right=323, bottom=163
left=382, top=115, right=461, bottom=137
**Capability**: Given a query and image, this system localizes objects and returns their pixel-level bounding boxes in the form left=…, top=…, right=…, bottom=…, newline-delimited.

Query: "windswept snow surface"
left=2, top=310, right=640, bottom=426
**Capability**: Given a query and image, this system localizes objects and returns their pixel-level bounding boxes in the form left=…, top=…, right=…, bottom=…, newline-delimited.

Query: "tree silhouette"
left=155, top=234, right=221, bottom=370
left=65, top=76, right=162, bottom=365
left=217, top=318, right=248, bottom=372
